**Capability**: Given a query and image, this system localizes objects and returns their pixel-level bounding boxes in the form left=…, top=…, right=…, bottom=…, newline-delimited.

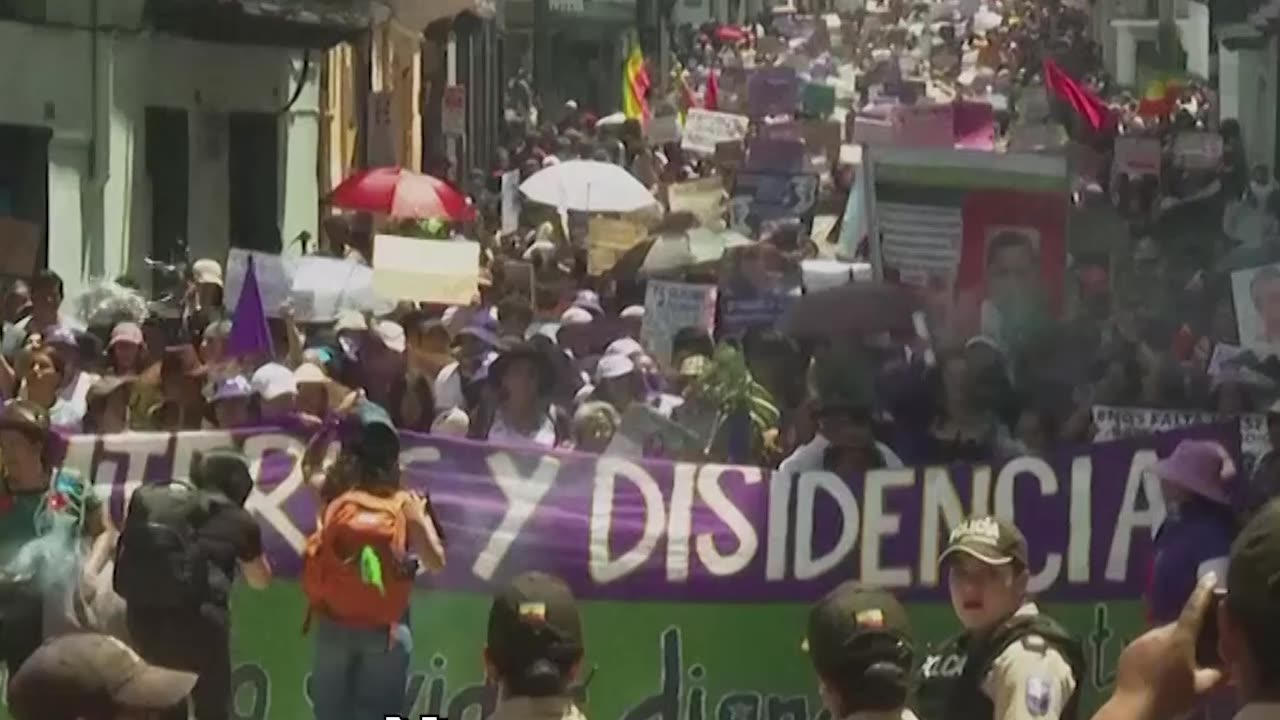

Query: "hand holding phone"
left=1195, top=588, right=1227, bottom=668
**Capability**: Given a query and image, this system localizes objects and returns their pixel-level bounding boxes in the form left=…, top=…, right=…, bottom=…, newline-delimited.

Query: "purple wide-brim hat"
left=1152, top=440, right=1235, bottom=506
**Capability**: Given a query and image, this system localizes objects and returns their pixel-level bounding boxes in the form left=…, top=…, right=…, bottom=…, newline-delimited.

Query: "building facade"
left=0, top=0, right=366, bottom=297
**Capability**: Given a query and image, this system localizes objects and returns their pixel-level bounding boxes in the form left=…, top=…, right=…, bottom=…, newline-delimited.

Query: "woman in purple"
left=1147, top=440, right=1238, bottom=625
left=1145, top=440, right=1239, bottom=720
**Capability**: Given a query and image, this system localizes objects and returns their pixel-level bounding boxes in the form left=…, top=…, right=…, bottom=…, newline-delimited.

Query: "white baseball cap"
left=620, top=305, right=645, bottom=319
left=595, top=354, right=635, bottom=381
left=293, top=362, right=328, bottom=385
left=250, top=363, right=297, bottom=400
left=605, top=337, right=644, bottom=358
left=191, top=259, right=224, bottom=287
left=560, top=307, right=593, bottom=326
left=374, top=320, right=407, bottom=354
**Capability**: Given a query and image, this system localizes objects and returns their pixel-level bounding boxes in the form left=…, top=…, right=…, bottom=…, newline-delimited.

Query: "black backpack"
left=113, top=481, right=227, bottom=611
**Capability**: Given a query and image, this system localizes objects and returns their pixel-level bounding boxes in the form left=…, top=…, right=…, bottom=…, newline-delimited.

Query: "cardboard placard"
left=648, top=113, right=682, bottom=146
left=668, top=177, right=726, bottom=229
left=1114, top=136, right=1162, bottom=178
left=372, top=235, right=479, bottom=304
left=1173, top=132, right=1224, bottom=170
left=586, top=217, right=647, bottom=275
left=893, top=103, right=954, bottom=147
left=682, top=109, right=750, bottom=155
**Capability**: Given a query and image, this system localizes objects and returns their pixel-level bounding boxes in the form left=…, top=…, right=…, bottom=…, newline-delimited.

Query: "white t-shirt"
left=50, top=371, right=97, bottom=432
left=487, top=410, right=558, bottom=449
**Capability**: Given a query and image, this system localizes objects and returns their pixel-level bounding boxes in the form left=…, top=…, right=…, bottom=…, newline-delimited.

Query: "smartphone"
left=1195, top=589, right=1227, bottom=668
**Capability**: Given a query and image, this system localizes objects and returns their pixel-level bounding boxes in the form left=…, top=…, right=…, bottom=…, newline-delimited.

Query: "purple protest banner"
left=60, top=422, right=1237, bottom=603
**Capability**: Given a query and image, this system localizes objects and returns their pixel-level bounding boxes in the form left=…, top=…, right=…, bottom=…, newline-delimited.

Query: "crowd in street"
left=0, top=0, right=1280, bottom=717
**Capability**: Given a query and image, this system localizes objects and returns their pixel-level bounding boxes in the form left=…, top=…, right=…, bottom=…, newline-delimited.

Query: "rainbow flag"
left=622, top=37, right=651, bottom=124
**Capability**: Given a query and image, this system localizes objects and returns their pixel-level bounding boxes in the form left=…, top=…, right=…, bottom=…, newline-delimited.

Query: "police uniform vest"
left=914, top=611, right=1086, bottom=720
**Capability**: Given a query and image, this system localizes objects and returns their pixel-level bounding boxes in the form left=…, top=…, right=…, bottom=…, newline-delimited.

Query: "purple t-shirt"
left=1146, top=501, right=1235, bottom=625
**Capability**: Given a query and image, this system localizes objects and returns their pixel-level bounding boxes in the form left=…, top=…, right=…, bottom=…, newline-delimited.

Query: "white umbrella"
left=519, top=160, right=658, bottom=213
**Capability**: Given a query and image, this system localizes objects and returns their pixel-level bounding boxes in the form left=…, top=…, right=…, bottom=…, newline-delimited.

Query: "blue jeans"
left=309, top=616, right=412, bottom=720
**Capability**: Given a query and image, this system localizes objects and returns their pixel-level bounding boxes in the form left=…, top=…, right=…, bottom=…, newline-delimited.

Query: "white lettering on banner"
left=995, top=457, right=1062, bottom=593
left=1092, top=404, right=1269, bottom=469
left=696, top=465, right=761, bottom=577
left=241, top=433, right=309, bottom=553
left=590, top=458, right=666, bottom=584
left=665, top=464, right=698, bottom=581
left=918, top=467, right=967, bottom=586
left=172, top=431, right=235, bottom=483
left=793, top=471, right=860, bottom=580
left=862, top=469, right=914, bottom=587
left=764, top=470, right=793, bottom=581
left=1106, top=449, right=1165, bottom=582
left=473, top=453, right=560, bottom=580
left=1068, top=457, right=1093, bottom=583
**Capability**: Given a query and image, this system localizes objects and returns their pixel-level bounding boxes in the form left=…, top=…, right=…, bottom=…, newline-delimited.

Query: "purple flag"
left=226, top=255, right=274, bottom=358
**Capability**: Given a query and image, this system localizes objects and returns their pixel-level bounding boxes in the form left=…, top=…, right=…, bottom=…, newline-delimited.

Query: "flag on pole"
left=226, top=254, right=275, bottom=359
left=622, top=36, right=651, bottom=124
left=1042, top=59, right=1113, bottom=133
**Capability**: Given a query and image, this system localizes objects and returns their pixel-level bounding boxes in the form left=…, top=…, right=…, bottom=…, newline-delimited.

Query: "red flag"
left=705, top=70, right=719, bottom=110
left=1042, top=59, right=1112, bottom=133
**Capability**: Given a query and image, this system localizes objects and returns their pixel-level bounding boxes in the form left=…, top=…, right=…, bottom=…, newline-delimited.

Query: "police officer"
left=803, top=582, right=920, bottom=720
left=485, top=572, right=590, bottom=720
left=916, top=515, right=1085, bottom=720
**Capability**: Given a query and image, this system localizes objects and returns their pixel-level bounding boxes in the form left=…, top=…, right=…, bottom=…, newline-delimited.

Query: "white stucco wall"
left=0, top=19, right=321, bottom=298
left=1218, top=34, right=1279, bottom=175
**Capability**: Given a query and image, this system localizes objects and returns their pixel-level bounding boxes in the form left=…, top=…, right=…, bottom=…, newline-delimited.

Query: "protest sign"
left=36, top=424, right=1232, bottom=720
left=501, top=170, right=521, bottom=234
left=893, top=103, right=954, bottom=147
left=1092, top=405, right=1268, bottom=471
left=1231, top=262, right=1280, bottom=358
left=225, top=249, right=294, bottom=315
left=719, top=244, right=802, bottom=336
left=641, top=280, right=718, bottom=364
left=714, top=140, right=746, bottom=170
left=683, top=109, right=750, bottom=155
left=729, top=172, right=819, bottom=235
left=1114, top=136, right=1162, bottom=178
left=289, top=255, right=391, bottom=322
left=372, top=234, right=479, bottom=304
left=748, top=66, right=802, bottom=117
left=716, top=66, right=749, bottom=113
left=442, top=85, right=466, bottom=137
left=668, top=177, right=726, bottom=229
left=587, top=217, right=647, bottom=275
left=801, top=119, right=842, bottom=167
left=1173, top=131, right=1223, bottom=170
left=0, top=218, right=40, bottom=278
left=867, top=148, right=1069, bottom=345
left=853, top=114, right=896, bottom=145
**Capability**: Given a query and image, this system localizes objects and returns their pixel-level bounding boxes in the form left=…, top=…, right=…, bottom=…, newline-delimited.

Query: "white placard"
left=682, top=109, right=750, bottom=155
left=372, top=235, right=480, bottom=304
left=640, top=280, right=718, bottom=365
left=1092, top=405, right=1269, bottom=471
left=501, top=170, right=521, bottom=235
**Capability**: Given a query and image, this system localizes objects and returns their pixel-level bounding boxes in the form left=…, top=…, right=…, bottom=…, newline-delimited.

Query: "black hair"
left=671, top=326, right=715, bottom=362
left=822, top=655, right=911, bottom=714
left=985, top=231, right=1036, bottom=268
left=502, top=654, right=581, bottom=698
left=31, top=269, right=64, bottom=299
left=498, top=294, right=534, bottom=329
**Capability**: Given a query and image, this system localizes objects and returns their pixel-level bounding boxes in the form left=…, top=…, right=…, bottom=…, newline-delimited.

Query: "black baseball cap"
left=487, top=572, right=584, bottom=689
left=940, top=515, right=1029, bottom=567
left=1228, top=498, right=1280, bottom=620
left=7, top=633, right=197, bottom=720
left=803, top=583, right=914, bottom=679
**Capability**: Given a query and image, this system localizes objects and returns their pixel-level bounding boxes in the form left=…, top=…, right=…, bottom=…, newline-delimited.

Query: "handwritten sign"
left=893, top=103, right=955, bottom=147
left=683, top=109, right=750, bottom=155
left=587, top=217, right=647, bottom=275
left=1092, top=405, right=1268, bottom=472
left=668, top=177, right=725, bottom=230
left=641, top=280, right=718, bottom=365
left=1114, top=137, right=1162, bottom=178
left=729, top=172, right=819, bottom=234
left=1173, top=132, right=1223, bottom=170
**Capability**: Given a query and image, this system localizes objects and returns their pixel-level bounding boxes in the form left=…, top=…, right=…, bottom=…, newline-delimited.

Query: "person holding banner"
left=916, top=515, right=1085, bottom=720
left=803, top=583, right=921, bottom=720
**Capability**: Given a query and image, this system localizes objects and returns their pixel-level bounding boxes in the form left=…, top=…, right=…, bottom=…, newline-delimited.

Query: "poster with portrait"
left=1231, top=263, right=1280, bottom=358
left=866, top=147, right=1069, bottom=348
left=718, top=243, right=804, bottom=337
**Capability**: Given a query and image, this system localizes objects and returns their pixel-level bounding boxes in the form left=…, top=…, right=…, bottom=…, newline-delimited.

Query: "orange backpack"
left=302, top=489, right=414, bottom=629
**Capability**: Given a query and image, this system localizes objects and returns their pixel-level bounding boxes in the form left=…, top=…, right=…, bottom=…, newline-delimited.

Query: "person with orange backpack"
left=300, top=399, right=445, bottom=720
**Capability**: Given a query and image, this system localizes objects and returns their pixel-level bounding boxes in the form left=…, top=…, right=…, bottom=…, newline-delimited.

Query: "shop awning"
left=145, top=0, right=371, bottom=48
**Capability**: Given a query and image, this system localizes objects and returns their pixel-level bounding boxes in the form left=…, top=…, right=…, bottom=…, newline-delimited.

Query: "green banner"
left=0, top=584, right=1142, bottom=720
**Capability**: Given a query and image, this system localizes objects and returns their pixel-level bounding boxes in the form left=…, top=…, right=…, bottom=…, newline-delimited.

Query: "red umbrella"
left=714, top=25, right=748, bottom=44
left=329, top=167, right=475, bottom=221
